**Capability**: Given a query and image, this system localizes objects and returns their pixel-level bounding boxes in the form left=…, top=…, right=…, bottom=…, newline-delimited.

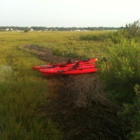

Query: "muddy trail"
left=21, top=45, right=127, bottom=140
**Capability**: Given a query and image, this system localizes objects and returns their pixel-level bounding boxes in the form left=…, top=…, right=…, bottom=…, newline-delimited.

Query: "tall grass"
left=0, top=31, right=110, bottom=58
left=0, top=37, right=63, bottom=139
left=0, top=30, right=113, bottom=139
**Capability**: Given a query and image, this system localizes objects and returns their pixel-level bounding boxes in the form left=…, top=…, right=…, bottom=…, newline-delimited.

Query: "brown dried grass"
left=44, top=74, right=125, bottom=140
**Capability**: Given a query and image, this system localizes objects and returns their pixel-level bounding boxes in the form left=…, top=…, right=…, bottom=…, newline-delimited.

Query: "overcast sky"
left=0, top=0, right=139, bottom=27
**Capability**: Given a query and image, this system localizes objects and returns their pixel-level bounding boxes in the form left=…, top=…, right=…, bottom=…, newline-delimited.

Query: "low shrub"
left=98, top=38, right=140, bottom=105
left=79, top=33, right=108, bottom=41
left=118, top=84, right=140, bottom=140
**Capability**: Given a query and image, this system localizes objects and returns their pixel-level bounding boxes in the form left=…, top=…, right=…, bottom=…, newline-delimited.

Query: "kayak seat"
left=70, top=62, right=80, bottom=70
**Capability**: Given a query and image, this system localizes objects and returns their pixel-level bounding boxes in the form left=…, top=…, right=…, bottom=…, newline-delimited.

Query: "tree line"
left=0, top=26, right=120, bottom=31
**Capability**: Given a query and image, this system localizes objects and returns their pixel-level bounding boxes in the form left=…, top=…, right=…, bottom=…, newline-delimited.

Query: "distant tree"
left=24, top=28, right=30, bottom=33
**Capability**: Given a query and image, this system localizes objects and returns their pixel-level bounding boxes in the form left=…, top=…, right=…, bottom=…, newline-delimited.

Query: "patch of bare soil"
left=22, top=45, right=127, bottom=140
left=22, top=44, right=76, bottom=63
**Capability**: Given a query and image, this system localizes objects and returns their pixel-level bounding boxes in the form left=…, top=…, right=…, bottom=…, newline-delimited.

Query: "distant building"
left=6, top=28, right=9, bottom=31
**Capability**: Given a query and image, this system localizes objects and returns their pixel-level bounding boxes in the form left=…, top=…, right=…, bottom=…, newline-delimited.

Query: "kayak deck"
left=32, top=58, right=98, bottom=76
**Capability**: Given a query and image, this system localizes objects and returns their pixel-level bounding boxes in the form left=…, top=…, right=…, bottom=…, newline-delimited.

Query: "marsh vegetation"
left=1, top=20, right=140, bottom=140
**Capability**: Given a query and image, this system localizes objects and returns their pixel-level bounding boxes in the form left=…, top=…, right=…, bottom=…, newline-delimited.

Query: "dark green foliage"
left=118, top=85, right=140, bottom=140
left=108, top=30, right=125, bottom=44
left=79, top=34, right=108, bottom=41
left=106, top=84, right=134, bottom=105
left=79, top=31, right=125, bottom=44
left=98, top=38, right=140, bottom=105
left=97, top=20, right=140, bottom=139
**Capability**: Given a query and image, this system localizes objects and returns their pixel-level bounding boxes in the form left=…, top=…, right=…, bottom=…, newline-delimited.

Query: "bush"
left=98, top=27, right=140, bottom=139
left=118, top=84, right=140, bottom=140
left=79, top=34, right=108, bottom=41
left=98, top=38, right=140, bottom=105
left=125, top=20, right=140, bottom=37
left=105, top=20, right=140, bottom=44
left=24, top=28, right=30, bottom=32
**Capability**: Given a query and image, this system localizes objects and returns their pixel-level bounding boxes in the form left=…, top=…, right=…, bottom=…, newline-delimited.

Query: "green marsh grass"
left=0, top=31, right=111, bottom=139
left=0, top=33, right=64, bottom=139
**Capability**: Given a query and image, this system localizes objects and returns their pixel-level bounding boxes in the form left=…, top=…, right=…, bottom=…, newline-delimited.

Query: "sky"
left=0, top=0, right=140, bottom=27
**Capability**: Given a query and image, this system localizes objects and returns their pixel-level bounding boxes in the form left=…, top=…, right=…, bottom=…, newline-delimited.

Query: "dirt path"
left=22, top=44, right=76, bottom=63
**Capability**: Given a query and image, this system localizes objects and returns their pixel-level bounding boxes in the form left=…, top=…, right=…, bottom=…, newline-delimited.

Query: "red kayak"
left=32, top=58, right=97, bottom=71
left=39, top=62, right=97, bottom=75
